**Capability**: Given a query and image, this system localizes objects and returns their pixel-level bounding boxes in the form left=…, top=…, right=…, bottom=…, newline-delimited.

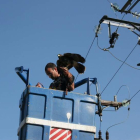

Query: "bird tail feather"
left=73, top=61, right=85, bottom=74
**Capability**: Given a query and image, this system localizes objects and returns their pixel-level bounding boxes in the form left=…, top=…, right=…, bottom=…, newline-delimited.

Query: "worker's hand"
left=59, top=67, right=69, bottom=76
left=36, top=82, right=44, bottom=88
left=59, top=67, right=74, bottom=85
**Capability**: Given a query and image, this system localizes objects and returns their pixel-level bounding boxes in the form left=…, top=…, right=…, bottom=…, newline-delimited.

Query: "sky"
left=0, top=0, right=140, bottom=140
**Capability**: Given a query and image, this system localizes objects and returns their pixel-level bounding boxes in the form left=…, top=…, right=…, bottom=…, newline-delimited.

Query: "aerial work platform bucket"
left=18, top=87, right=97, bottom=140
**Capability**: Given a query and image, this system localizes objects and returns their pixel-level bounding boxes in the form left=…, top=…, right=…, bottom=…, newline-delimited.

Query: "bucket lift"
left=15, top=66, right=124, bottom=140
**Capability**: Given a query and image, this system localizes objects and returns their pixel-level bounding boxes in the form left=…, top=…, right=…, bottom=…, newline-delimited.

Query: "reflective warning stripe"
left=49, top=129, right=62, bottom=139
left=49, top=128, right=71, bottom=140
left=17, top=117, right=96, bottom=136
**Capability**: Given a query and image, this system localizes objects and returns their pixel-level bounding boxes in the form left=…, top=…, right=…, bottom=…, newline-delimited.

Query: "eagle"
left=57, top=53, right=86, bottom=74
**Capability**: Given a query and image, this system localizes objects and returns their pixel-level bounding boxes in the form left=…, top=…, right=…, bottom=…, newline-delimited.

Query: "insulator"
left=99, top=130, right=102, bottom=139
left=133, top=11, right=140, bottom=19
left=122, top=100, right=130, bottom=107
left=138, top=37, right=140, bottom=45
left=136, top=12, right=140, bottom=19
left=94, top=25, right=102, bottom=35
left=109, top=32, right=119, bottom=46
left=130, top=28, right=134, bottom=31
left=106, top=131, right=109, bottom=140
left=114, top=95, right=117, bottom=102
left=133, top=11, right=137, bottom=17
left=114, top=95, right=118, bottom=110
left=111, top=3, right=119, bottom=13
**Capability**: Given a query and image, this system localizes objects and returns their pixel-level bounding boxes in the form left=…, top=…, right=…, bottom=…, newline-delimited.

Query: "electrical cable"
left=115, top=0, right=135, bottom=32
left=108, top=51, right=140, bottom=70
left=115, top=85, right=131, bottom=108
left=99, top=119, right=102, bottom=130
left=106, top=0, right=118, bottom=18
left=116, top=85, right=130, bottom=99
left=97, top=37, right=108, bottom=51
left=115, top=0, right=138, bottom=32
left=75, top=36, right=96, bottom=82
left=106, top=106, right=130, bottom=131
left=108, top=1, right=138, bottom=33
left=106, top=0, right=127, bottom=30
left=116, top=13, right=126, bottom=32
left=106, top=85, right=131, bottom=131
left=85, top=36, right=97, bottom=60
left=97, top=37, right=140, bottom=70
left=104, top=87, right=140, bottom=133
left=124, top=89, right=140, bottom=105
left=101, top=42, right=138, bottom=95
left=105, top=84, right=131, bottom=134
left=101, top=85, right=130, bottom=111
left=127, top=0, right=137, bottom=11
left=129, top=89, right=140, bottom=101
left=106, top=0, right=111, bottom=4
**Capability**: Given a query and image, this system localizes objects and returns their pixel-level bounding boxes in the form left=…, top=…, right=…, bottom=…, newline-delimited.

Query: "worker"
left=36, top=82, right=44, bottom=88
left=45, top=62, right=74, bottom=92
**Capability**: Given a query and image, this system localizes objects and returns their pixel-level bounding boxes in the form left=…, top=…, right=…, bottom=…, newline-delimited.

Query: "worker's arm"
left=67, top=82, right=75, bottom=91
left=59, top=67, right=75, bottom=91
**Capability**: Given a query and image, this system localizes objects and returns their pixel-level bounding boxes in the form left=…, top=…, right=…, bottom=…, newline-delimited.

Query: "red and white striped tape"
left=49, top=127, right=72, bottom=140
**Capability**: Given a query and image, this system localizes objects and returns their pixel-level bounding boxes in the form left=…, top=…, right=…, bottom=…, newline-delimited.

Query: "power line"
left=85, top=36, right=96, bottom=60
left=108, top=51, right=140, bottom=70
left=122, top=88, right=140, bottom=108
left=116, top=13, right=126, bottom=32
left=75, top=35, right=96, bottom=82
left=101, top=42, right=138, bottom=95
left=106, top=0, right=118, bottom=18
left=97, top=37, right=140, bottom=70
left=106, top=0, right=111, bottom=4
left=106, top=107, right=130, bottom=131
left=130, top=89, right=140, bottom=101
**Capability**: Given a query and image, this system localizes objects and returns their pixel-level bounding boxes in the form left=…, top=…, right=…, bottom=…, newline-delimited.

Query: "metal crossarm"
left=120, top=0, right=132, bottom=12
left=99, top=15, right=140, bottom=34
left=100, top=15, right=140, bottom=27
left=127, top=0, right=140, bottom=12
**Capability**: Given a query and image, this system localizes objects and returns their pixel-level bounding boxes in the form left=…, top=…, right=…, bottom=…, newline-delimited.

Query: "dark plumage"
left=57, top=53, right=86, bottom=74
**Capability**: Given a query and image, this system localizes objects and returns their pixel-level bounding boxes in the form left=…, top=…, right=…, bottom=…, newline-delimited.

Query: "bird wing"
left=57, top=59, right=73, bottom=70
left=63, top=53, right=85, bottom=63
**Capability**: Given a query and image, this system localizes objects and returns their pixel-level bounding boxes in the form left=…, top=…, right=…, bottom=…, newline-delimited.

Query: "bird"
left=57, top=53, right=86, bottom=74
